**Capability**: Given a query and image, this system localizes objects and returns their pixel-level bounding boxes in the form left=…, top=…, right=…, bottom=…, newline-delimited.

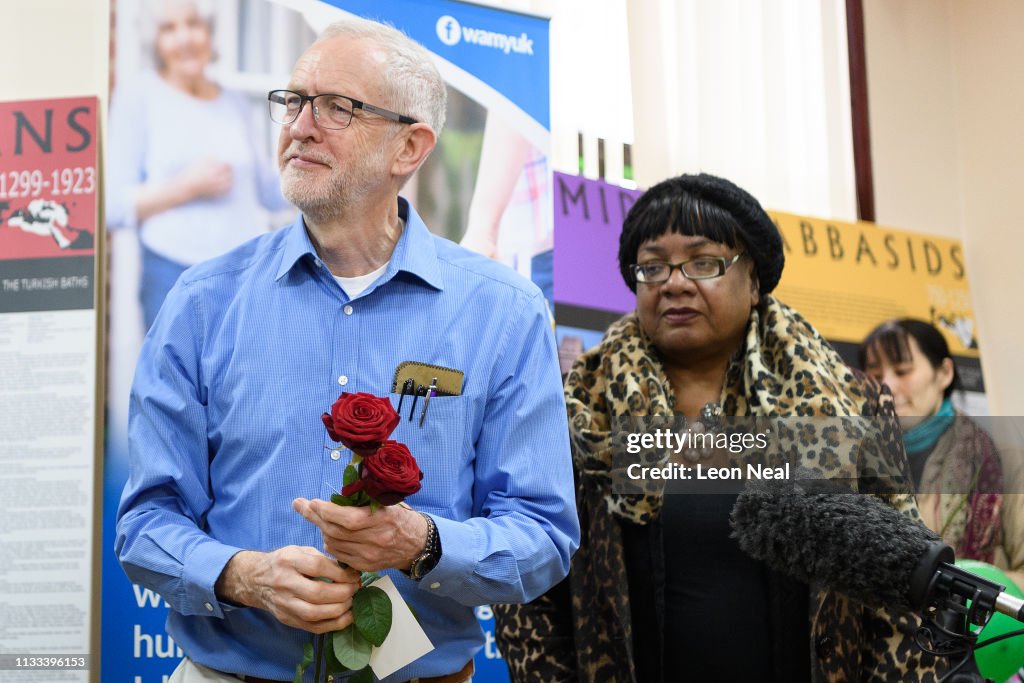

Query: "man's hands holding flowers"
left=292, top=498, right=429, bottom=572
left=293, top=391, right=428, bottom=682
left=215, top=546, right=361, bottom=634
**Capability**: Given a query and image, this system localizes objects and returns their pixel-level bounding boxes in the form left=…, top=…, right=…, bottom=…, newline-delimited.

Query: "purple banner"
left=552, top=172, right=641, bottom=317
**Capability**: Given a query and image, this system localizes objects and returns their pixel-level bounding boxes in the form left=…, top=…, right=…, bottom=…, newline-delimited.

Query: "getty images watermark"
left=608, top=415, right=1024, bottom=495
left=623, top=425, right=780, bottom=482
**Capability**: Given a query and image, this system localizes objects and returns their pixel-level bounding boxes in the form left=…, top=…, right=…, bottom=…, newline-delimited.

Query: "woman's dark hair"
left=618, top=173, right=784, bottom=294
left=857, top=318, right=961, bottom=399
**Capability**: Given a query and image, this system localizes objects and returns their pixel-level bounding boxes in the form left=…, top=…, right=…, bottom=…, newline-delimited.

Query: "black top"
left=622, top=493, right=811, bottom=682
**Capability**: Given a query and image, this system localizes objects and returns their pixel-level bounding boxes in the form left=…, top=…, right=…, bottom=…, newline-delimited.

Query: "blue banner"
left=326, top=0, right=550, bottom=131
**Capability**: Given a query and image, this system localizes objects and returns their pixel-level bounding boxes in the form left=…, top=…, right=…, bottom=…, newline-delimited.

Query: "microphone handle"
left=933, top=563, right=1024, bottom=625
left=994, top=590, right=1024, bottom=622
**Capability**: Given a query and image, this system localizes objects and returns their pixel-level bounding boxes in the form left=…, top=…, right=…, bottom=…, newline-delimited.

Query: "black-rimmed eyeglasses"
left=268, top=89, right=418, bottom=130
left=631, top=253, right=745, bottom=284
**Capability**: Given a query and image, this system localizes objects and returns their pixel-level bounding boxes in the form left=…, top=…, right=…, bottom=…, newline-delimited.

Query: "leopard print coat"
left=495, top=297, right=942, bottom=682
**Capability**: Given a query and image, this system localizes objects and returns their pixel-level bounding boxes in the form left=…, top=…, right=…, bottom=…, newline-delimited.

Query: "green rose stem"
left=313, top=634, right=324, bottom=683
left=301, top=456, right=392, bottom=681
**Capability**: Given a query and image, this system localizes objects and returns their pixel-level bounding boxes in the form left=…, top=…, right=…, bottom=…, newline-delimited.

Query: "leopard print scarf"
left=566, top=295, right=888, bottom=524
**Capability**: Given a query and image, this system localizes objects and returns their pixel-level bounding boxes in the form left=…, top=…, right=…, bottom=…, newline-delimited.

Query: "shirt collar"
left=275, top=197, right=444, bottom=291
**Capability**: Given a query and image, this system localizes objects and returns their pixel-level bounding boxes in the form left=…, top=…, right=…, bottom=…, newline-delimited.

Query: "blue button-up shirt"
left=115, top=200, right=579, bottom=682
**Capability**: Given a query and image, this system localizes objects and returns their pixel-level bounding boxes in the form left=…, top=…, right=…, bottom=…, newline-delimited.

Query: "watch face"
left=411, top=553, right=438, bottom=580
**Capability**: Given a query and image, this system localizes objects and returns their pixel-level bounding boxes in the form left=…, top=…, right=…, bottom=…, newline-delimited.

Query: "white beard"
left=281, top=139, right=390, bottom=223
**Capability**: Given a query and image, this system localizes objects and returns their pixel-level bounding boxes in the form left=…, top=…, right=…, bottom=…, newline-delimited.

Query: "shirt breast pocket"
left=388, top=394, right=473, bottom=514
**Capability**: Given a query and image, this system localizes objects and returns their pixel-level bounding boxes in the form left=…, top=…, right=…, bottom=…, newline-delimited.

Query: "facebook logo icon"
left=436, top=15, right=461, bottom=46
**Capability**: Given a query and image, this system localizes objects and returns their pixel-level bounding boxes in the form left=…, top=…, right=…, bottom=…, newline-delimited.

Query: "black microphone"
left=729, top=477, right=1024, bottom=626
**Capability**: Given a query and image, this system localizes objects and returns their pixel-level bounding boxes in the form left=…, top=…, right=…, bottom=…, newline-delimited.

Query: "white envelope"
left=368, top=575, right=435, bottom=679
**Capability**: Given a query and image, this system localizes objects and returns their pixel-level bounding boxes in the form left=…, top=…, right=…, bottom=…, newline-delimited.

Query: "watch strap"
left=407, top=512, right=440, bottom=581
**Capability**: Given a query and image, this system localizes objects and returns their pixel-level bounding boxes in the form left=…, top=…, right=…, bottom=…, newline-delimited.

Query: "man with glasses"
left=116, top=16, right=578, bottom=683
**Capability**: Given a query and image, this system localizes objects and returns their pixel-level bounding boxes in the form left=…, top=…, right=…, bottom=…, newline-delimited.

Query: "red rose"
left=321, top=392, right=400, bottom=455
left=341, top=440, right=423, bottom=506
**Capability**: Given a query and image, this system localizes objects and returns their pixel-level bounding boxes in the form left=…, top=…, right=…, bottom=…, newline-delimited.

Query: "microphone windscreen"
left=730, top=478, right=943, bottom=610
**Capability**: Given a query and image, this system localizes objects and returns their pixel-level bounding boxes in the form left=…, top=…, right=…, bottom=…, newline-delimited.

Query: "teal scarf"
left=904, top=398, right=955, bottom=455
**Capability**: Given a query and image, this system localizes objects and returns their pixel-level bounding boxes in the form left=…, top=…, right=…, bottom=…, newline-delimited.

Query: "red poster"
left=0, top=96, right=98, bottom=260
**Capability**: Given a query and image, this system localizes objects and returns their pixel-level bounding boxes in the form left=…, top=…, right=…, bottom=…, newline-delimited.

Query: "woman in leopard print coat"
left=494, top=174, right=942, bottom=682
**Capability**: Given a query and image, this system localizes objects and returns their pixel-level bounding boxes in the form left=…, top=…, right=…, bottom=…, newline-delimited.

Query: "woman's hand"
left=134, top=159, right=233, bottom=223
left=177, top=159, right=233, bottom=200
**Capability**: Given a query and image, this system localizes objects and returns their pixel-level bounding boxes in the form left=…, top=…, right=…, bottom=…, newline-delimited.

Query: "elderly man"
left=116, top=16, right=578, bottom=683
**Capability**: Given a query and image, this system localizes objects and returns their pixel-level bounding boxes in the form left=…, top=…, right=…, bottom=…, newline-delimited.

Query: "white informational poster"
left=0, top=95, right=99, bottom=682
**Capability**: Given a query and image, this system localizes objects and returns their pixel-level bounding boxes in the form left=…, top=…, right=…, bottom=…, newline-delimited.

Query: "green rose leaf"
left=343, top=463, right=359, bottom=486
left=349, top=666, right=375, bottom=683
left=360, top=570, right=381, bottom=587
left=352, top=585, right=393, bottom=646
left=331, top=492, right=359, bottom=506
left=324, top=637, right=347, bottom=675
left=332, top=623, right=372, bottom=670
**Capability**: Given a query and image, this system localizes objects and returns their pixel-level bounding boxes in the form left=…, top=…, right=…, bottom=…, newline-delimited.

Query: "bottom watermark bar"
left=0, top=655, right=90, bottom=670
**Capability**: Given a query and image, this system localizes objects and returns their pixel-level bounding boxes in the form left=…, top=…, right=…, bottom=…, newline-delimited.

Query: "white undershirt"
left=333, top=260, right=389, bottom=299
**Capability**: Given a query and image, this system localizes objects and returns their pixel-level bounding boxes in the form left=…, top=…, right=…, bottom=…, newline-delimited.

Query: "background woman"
left=106, top=0, right=290, bottom=329
left=859, top=319, right=1024, bottom=587
left=495, top=173, right=940, bottom=681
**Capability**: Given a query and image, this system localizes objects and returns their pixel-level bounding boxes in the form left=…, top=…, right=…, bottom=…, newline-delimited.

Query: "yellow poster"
left=770, top=211, right=978, bottom=357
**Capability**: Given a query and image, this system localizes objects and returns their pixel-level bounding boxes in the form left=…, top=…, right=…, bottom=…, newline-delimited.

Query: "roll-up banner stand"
left=101, top=2, right=548, bottom=681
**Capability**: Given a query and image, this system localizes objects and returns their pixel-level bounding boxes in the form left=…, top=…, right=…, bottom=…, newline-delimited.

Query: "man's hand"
left=215, top=546, right=360, bottom=634
left=292, top=499, right=428, bottom=572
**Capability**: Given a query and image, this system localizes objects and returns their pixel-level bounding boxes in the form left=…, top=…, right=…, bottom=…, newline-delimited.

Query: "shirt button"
left=330, top=449, right=342, bottom=461
left=204, top=602, right=214, bottom=612
left=429, top=582, right=441, bottom=590
left=343, top=305, right=353, bottom=315
left=338, top=375, right=348, bottom=386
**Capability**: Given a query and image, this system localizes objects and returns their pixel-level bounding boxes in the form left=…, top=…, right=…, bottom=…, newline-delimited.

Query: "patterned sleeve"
left=492, top=357, right=588, bottom=682
left=984, top=425, right=1024, bottom=585
left=492, top=577, right=578, bottom=683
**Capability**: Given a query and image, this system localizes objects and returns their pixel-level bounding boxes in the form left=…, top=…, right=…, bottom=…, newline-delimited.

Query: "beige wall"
left=865, top=0, right=1024, bottom=415
left=0, top=1, right=110, bottom=102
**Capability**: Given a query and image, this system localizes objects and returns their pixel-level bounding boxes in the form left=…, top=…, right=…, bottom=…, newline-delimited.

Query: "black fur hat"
left=618, top=173, right=784, bottom=294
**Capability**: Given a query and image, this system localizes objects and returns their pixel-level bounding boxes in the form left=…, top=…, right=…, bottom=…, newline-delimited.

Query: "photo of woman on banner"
left=494, top=173, right=940, bottom=681
left=859, top=318, right=1024, bottom=588
left=105, top=0, right=291, bottom=330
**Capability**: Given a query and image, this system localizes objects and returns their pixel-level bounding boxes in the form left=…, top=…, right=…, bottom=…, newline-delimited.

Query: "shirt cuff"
left=416, top=515, right=479, bottom=594
left=181, top=540, right=244, bottom=617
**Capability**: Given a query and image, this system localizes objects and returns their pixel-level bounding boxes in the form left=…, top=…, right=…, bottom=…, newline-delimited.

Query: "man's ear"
left=391, top=123, right=436, bottom=178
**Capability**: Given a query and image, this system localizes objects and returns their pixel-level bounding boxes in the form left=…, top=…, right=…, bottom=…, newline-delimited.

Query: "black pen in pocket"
left=409, top=383, right=428, bottom=421
left=397, top=378, right=415, bottom=414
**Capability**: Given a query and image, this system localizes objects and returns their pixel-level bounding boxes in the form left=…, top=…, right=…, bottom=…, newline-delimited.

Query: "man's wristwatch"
left=406, top=512, right=441, bottom=581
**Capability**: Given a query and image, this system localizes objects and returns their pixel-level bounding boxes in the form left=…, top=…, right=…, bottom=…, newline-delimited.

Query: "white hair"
left=136, top=0, right=217, bottom=71
left=318, top=17, right=447, bottom=136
